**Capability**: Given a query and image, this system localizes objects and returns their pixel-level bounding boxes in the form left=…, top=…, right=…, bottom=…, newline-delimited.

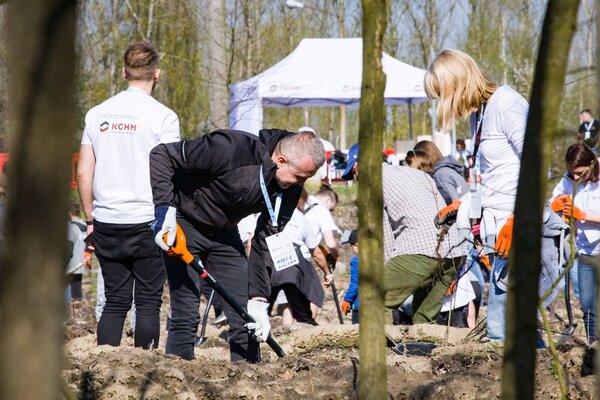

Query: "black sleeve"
left=150, top=131, right=251, bottom=206
left=248, top=212, right=273, bottom=299
left=247, top=187, right=301, bottom=299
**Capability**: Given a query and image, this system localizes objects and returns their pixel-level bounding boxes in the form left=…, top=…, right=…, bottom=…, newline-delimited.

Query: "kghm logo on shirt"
left=100, top=120, right=138, bottom=135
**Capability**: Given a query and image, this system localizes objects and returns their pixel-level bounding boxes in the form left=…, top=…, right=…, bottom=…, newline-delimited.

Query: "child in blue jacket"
left=341, top=230, right=359, bottom=324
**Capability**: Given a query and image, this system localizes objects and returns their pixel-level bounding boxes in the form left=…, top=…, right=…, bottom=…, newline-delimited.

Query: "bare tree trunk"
left=358, top=0, right=387, bottom=399
left=208, top=0, right=229, bottom=129
left=589, top=0, right=600, bottom=393
left=501, top=1, right=579, bottom=399
left=0, top=1, right=76, bottom=399
left=0, top=5, right=8, bottom=151
left=108, top=0, right=119, bottom=97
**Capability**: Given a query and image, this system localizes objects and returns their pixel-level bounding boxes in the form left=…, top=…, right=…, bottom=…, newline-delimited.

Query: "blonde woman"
left=426, top=49, right=529, bottom=342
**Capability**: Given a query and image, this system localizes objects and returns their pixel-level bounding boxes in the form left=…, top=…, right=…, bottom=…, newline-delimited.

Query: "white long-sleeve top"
left=550, top=173, right=600, bottom=256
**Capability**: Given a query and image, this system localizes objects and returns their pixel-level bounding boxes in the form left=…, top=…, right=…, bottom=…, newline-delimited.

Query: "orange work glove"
left=341, top=300, right=351, bottom=314
left=494, top=216, right=514, bottom=257
left=563, top=203, right=587, bottom=221
left=434, top=200, right=461, bottom=228
left=550, top=194, right=572, bottom=213
left=445, top=279, right=458, bottom=296
left=82, top=248, right=93, bottom=269
left=479, top=253, right=492, bottom=271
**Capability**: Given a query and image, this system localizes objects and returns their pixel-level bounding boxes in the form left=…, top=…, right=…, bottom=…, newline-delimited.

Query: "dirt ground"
left=62, top=185, right=598, bottom=399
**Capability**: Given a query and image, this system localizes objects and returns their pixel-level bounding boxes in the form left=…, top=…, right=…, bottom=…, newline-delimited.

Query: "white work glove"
left=153, top=205, right=177, bottom=251
left=245, top=299, right=271, bottom=342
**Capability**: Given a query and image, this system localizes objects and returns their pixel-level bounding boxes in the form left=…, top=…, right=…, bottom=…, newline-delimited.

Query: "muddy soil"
left=63, top=183, right=598, bottom=399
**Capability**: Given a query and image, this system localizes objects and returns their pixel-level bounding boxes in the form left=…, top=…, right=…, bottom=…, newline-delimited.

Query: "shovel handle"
left=165, top=225, right=286, bottom=358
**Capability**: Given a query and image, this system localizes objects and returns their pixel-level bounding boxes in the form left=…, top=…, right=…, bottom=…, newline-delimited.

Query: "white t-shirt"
left=304, top=195, right=340, bottom=244
left=81, top=87, right=180, bottom=223
left=550, top=171, right=600, bottom=256
left=283, top=209, right=320, bottom=260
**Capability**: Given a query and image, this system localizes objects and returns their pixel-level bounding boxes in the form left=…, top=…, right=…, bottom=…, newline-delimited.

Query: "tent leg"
left=408, top=100, right=413, bottom=140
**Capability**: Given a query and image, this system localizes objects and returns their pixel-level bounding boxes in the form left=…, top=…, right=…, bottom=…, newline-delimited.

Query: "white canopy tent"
left=229, top=38, right=430, bottom=138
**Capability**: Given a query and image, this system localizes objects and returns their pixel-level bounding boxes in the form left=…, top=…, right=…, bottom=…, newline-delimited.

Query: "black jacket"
left=150, top=128, right=301, bottom=298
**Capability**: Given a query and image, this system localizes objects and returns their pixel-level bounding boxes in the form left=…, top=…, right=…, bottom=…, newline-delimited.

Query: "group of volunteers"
left=74, top=39, right=599, bottom=364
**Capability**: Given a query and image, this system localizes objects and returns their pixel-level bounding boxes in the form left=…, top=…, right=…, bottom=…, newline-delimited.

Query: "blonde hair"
left=424, top=49, right=497, bottom=132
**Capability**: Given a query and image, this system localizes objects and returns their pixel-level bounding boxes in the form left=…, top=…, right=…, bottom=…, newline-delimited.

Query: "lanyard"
left=472, top=102, right=487, bottom=163
left=586, top=119, right=595, bottom=133
left=259, top=165, right=282, bottom=228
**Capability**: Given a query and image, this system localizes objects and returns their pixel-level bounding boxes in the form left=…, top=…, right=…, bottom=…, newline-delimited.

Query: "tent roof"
left=230, top=38, right=429, bottom=108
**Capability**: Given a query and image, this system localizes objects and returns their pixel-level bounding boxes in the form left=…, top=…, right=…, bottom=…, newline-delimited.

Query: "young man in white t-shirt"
left=77, top=40, right=180, bottom=349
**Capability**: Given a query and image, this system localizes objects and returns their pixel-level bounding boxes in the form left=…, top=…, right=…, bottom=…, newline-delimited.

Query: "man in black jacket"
left=150, top=128, right=325, bottom=362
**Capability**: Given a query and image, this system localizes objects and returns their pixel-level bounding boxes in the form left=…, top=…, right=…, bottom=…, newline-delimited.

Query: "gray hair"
left=278, top=131, right=326, bottom=168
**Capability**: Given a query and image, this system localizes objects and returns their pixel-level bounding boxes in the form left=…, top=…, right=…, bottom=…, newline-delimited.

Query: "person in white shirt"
left=303, top=184, right=340, bottom=318
left=549, top=144, right=600, bottom=342
left=304, top=185, right=340, bottom=257
left=77, top=40, right=180, bottom=349
left=426, top=49, right=528, bottom=341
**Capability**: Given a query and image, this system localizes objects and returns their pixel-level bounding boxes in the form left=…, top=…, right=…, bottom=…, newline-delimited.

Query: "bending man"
left=150, top=129, right=325, bottom=362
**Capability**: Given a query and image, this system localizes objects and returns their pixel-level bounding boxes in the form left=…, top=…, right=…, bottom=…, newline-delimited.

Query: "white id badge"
left=265, top=231, right=299, bottom=271
left=469, top=167, right=482, bottom=219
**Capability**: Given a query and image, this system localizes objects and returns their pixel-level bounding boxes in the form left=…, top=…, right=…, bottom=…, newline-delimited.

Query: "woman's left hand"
left=495, top=216, right=514, bottom=257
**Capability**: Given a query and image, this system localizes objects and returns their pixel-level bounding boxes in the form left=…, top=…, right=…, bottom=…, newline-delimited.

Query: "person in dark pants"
left=77, top=40, right=180, bottom=349
left=268, top=190, right=331, bottom=327
left=150, top=129, right=325, bottom=362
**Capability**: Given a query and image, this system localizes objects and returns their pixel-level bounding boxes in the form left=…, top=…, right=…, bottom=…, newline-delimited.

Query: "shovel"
left=555, top=271, right=577, bottom=345
left=165, top=224, right=285, bottom=358
left=320, top=246, right=344, bottom=324
left=195, top=289, right=215, bottom=347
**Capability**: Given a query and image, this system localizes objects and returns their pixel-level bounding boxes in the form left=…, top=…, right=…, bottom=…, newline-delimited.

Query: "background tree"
left=501, top=1, right=580, bottom=399
left=357, top=0, right=387, bottom=398
left=207, top=0, right=229, bottom=129
left=0, top=0, right=77, bottom=399
left=0, top=6, right=7, bottom=152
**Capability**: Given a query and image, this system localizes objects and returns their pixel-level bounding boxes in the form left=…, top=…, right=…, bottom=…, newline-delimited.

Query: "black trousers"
left=68, top=274, right=83, bottom=301
left=93, top=220, right=165, bottom=349
left=269, top=284, right=317, bottom=325
left=164, top=217, right=259, bottom=362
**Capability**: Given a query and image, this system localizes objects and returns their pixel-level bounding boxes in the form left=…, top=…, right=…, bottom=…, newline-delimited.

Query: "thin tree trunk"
left=0, top=5, right=7, bottom=152
left=358, top=0, right=387, bottom=399
left=0, top=1, right=76, bottom=399
left=501, top=1, right=579, bottom=399
left=208, top=0, right=229, bottom=129
left=589, top=0, right=600, bottom=393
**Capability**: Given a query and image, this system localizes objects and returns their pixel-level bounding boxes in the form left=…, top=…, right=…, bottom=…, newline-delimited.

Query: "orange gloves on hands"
left=550, top=194, right=572, bottom=212
left=494, top=215, right=514, bottom=257
left=82, top=249, right=93, bottom=269
left=563, top=203, right=587, bottom=221
left=434, top=200, right=461, bottom=228
left=479, top=253, right=492, bottom=271
left=550, top=194, right=587, bottom=221
left=341, top=300, right=351, bottom=314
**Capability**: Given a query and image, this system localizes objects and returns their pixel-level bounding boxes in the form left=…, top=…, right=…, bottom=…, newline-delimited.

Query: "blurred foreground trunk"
left=501, top=1, right=579, bottom=399
left=358, top=0, right=387, bottom=399
left=0, top=1, right=76, bottom=398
